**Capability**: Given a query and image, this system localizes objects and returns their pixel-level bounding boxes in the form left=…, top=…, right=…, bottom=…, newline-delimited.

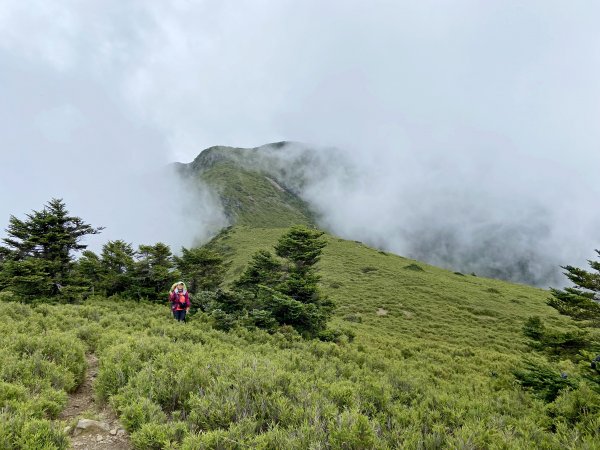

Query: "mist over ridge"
left=1, top=1, right=599, bottom=287
left=180, top=141, right=592, bottom=287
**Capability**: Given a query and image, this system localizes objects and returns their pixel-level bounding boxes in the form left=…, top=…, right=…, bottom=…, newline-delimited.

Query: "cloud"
left=0, top=1, right=599, bottom=285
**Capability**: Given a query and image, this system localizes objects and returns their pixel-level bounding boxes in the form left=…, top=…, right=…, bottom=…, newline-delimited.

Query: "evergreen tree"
left=72, top=250, right=105, bottom=296
left=546, top=250, right=600, bottom=387
left=549, top=250, right=600, bottom=324
left=275, top=226, right=326, bottom=273
left=0, top=199, right=102, bottom=298
left=233, top=250, right=282, bottom=294
left=174, top=247, right=226, bottom=294
left=100, top=240, right=136, bottom=297
left=226, top=226, right=334, bottom=336
left=134, top=243, right=176, bottom=301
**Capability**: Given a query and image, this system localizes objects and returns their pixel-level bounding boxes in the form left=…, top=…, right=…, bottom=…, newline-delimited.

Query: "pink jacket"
left=169, top=290, right=190, bottom=311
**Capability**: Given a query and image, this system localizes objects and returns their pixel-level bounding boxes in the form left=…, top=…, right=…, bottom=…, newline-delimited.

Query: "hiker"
left=169, top=281, right=190, bottom=322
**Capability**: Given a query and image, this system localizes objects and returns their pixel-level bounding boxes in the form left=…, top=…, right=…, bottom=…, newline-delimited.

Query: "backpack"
left=175, top=291, right=187, bottom=310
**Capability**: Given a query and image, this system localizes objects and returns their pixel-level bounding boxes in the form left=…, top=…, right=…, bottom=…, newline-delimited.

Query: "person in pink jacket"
left=169, top=281, right=190, bottom=322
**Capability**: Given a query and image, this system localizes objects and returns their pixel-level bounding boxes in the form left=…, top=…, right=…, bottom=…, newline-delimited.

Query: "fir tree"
left=549, top=250, right=600, bottom=324
left=233, top=249, right=282, bottom=294
left=227, top=226, right=334, bottom=336
left=174, top=247, right=226, bottom=294
left=134, top=243, right=176, bottom=300
left=100, top=240, right=136, bottom=296
left=0, top=198, right=102, bottom=298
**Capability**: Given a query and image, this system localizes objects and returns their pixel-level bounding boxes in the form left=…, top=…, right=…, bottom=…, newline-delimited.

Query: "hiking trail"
left=60, top=354, right=131, bottom=450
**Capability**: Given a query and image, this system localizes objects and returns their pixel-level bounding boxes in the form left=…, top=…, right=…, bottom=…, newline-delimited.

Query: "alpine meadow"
left=2, top=2, right=600, bottom=449
left=1, top=143, right=599, bottom=449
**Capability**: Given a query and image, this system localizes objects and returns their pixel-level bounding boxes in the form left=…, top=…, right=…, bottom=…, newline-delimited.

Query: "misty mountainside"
left=178, top=142, right=561, bottom=287
left=175, top=142, right=316, bottom=228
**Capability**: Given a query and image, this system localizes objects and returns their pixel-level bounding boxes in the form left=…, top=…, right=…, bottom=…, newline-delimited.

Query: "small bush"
left=514, top=359, right=577, bottom=402
left=131, top=422, right=188, bottom=450
left=404, top=264, right=424, bottom=272
left=343, top=313, right=363, bottom=323
left=361, top=266, right=378, bottom=274
left=17, top=419, right=69, bottom=450
left=117, top=397, right=167, bottom=432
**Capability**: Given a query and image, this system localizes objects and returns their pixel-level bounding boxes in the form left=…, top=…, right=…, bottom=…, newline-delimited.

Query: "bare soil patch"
left=60, top=354, right=131, bottom=450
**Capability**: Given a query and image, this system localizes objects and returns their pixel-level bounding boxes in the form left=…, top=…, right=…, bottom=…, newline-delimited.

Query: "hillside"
left=211, top=226, right=564, bottom=352
left=1, top=145, right=597, bottom=448
left=2, top=225, right=592, bottom=448
left=176, top=143, right=315, bottom=228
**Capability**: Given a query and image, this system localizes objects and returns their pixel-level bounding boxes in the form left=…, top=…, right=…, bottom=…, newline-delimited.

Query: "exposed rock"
left=110, top=428, right=118, bottom=435
left=73, top=419, right=110, bottom=436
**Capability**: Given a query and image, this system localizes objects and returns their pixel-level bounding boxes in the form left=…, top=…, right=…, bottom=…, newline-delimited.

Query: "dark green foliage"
left=514, top=359, right=577, bottom=402
left=523, top=316, right=545, bottom=341
left=174, top=247, right=226, bottom=294
left=549, top=250, right=600, bottom=325
left=221, top=226, right=333, bottom=336
left=2, top=198, right=102, bottom=264
left=0, top=258, right=56, bottom=299
left=0, top=199, right=103, bottom=300
left=71, top=241, right=180, bottom=301
left=523, top=316, right=590, bottom=358
left=234, top=249, right=282, bottom=293
left=404, top=263, right=424, bottom=272
left=133, top=243, right=176, bottom=301
left=274, top=226, right=326, bottom=272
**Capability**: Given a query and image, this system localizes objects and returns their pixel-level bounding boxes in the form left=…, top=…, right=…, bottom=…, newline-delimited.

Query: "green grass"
left=185, top=145, right=315, bottom=228
left=1, top=227, right=598, bottom=448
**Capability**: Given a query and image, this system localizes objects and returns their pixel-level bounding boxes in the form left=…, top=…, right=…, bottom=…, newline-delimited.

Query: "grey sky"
left=1, top=1, right=599, bottom=285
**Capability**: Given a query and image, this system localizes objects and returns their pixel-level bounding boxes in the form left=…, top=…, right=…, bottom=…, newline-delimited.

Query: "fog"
left=1, top=1, right=599, bottom=285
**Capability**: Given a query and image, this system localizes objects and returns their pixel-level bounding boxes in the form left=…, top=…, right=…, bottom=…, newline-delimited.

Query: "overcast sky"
left=1, top=1, right=599, bottom=285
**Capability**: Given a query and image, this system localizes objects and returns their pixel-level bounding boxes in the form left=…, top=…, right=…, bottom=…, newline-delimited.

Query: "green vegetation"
left=201, top=162, right=314, bottom=227
left=209, top=226, right=334, bottom=337
left=0, top=199, right=228, bottom=303
left=1, top=147, right=600, bottom=447
left=2, top=226, right=600, bottom=447
left=182, top=145, right=315, bottom=228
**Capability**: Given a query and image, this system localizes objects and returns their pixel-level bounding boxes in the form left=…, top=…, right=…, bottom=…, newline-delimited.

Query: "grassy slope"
left=183, top=145, right=315, bottom=228
left=2, top=228, right=591, bottom=448
left=214, top=225, right=573, bottom=391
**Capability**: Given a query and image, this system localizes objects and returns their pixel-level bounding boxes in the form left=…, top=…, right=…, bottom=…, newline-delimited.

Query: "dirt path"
left=60, top=354, right=131, bottom=450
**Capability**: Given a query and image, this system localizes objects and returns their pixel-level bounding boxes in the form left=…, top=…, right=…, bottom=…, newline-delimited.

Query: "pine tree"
left=100, top=240, right=136, bottom=297
left=134, top=243, right=176, bottom=301
left=174, top=247, right=226, bottom=294
left=275, top=226, right=326, bottom=273
left=233, top=250, right=282, bottom=294
left=228, top=226, right=334, bottom=336
left=549, top=250, right=600, bottom=325
left=0, top=198, right=102, bottom=298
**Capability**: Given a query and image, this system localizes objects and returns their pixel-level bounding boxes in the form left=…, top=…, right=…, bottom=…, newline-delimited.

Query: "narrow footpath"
left=59, top=354, right=131, bottom=450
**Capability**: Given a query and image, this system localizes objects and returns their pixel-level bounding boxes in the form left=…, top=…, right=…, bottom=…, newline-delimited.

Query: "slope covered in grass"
left=179, top=144, right=315, bottom=228
left=1, top=221, right=596, bottom=447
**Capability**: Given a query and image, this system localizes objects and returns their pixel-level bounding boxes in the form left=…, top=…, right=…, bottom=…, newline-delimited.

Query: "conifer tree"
left=0, top=198, right=102, bottom=297
left=100, top=240, right=136, bottom=296
left=549, top=250, right=600, bottom=325
left=225, top=226, right=334, bottom=336
left=233, top=249, right=282, bottom=294
left=174, top=247, right=226, bottom=294
left=134, top=243, right=176, bottom=300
